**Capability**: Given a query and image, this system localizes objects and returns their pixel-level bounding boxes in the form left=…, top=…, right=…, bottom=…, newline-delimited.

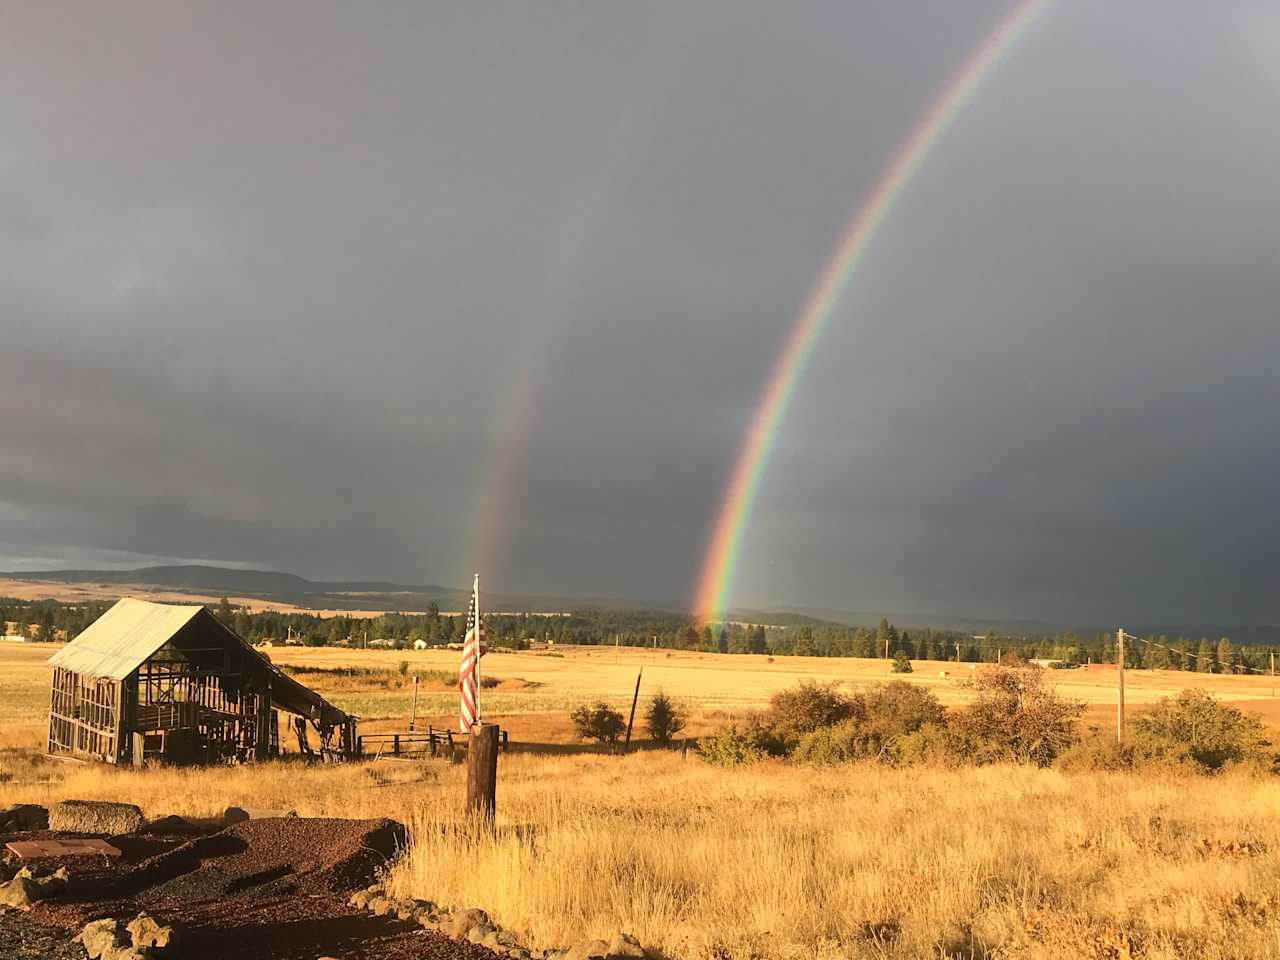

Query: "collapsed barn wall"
left=46, top=598, right=355, bottom=766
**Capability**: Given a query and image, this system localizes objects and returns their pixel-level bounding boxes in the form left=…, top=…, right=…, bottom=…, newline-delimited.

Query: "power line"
left=1123, top=632, right=1271, bottom=676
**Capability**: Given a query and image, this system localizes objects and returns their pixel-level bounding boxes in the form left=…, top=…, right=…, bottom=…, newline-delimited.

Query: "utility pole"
left=409, top=674, right=419, bottom=731
left=1116, top=628, right=1126, bottom=745
left=624, top=667, right=643, bottom=752
left=884, top=636, right=890, bottom=659
left=955, top=639, right=962, bottom=663
left=1271, top=650, right=1275, bottom=699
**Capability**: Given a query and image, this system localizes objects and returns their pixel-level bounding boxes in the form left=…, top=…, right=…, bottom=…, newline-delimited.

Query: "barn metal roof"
left=48, top=598, right=203, bottom=680
left=47, top=598, right=351, bottom=723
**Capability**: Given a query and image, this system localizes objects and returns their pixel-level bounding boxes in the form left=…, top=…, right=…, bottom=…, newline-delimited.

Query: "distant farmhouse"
left=47, top=598, right=356, bottom=766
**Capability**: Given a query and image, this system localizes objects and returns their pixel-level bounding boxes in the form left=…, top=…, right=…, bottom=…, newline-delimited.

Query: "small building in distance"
left=1029, top=658, right=1064, bottom=669
left=47, top=598, right=357, bottom=766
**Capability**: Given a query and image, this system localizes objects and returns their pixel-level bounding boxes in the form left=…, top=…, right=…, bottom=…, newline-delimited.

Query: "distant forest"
left=5, top=596, right=1276, bottom=675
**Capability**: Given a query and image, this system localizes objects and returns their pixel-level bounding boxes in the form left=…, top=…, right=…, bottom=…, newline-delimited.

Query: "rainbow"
left=694, top=0, right=1052, bottom=622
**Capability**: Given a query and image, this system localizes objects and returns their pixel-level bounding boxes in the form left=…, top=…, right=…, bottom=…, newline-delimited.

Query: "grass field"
left=5, top=642, right=1280, bottom=957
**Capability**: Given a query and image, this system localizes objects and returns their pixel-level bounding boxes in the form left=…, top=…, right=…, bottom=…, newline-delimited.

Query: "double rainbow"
left=694, top=0, right=1052, bottom=622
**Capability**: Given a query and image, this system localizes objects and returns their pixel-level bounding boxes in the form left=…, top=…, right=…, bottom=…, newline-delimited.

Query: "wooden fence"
left=357, top=726, right=509, bottom=759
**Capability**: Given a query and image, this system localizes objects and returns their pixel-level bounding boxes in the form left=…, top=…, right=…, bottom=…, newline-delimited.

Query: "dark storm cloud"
left=2, top=1, right=1277, bottom=622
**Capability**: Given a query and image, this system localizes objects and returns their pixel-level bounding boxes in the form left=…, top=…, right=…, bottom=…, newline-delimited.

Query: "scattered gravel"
left=0, top=909, right=88, bottom=960
left=6, top=815, right=498, bottom=959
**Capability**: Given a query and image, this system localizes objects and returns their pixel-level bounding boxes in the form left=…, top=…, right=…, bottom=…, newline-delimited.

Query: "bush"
left=891, top=722, right=972, bottom=767
left=951, top=667, right=1083, bottom=766
left=792, top=682, right=945, bottom=764
left=570, top=702, right=626, bottom=744
left=792, top=719, right=877, bottom=764
left=891, top=651, right=912, bottom=673
left=1132, top=689, right=1270, bottom=772
left=645, top=690, right=687, bottom=745
left=1053, top=732, right=1138, bottom=773
left=862, top=681, right=944, bottom=736
left=764, top=681, right=857, bottom=748
left=698, top=722, right=772, bottom=766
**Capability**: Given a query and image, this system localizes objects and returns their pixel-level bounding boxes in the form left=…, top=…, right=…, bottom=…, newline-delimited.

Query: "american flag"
left=458, top=574, right=486, bottom=733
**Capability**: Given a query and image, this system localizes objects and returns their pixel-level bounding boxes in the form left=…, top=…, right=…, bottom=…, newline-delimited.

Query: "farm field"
left=5, top=642, right=1280, bottom=958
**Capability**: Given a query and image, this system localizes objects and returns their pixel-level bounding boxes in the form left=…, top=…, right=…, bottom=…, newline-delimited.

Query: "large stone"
left=0, top=867, right=67, bottom=909
left=368, top=897, right=393, bottom=917
left=565, top=939, right=610, bottom=960
left=348, top=889, right=374, bottom=909
left=0, top=876, right=40, bottom=909
left=78, top=918, right=127, bottom=959
left=449, top=907, right=491, bottom=940
left=607, top=932, right=646, bottom=958
left=0, top=804, right=48, bottom=831
left=126, top=911, right=179, bottom=955
left=49, top=800, right=144, bottom=835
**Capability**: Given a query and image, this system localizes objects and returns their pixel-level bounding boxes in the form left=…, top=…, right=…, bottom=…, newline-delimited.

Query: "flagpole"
left=473, top=573, right=481, bottom=727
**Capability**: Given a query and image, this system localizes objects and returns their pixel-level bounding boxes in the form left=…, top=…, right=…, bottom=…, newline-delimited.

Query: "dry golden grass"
left=7, top=643, right=1280, bottom=957
left=386, top=754, right=1280, bottom=960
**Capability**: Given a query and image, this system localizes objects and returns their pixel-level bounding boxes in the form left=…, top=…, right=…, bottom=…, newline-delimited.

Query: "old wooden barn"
left=47, top=598, right=356, bottom=765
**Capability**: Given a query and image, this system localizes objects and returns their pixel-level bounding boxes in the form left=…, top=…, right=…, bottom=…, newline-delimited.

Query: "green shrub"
left=698, top=722, right=772, bottom=766
left=645, top=690, right=687, bottom=745
left=862, top=681, right=944, bottom=737
left=570, top=702, right=626, bottom=744
left=891, top=651, right=913, bottom=673
left=764, top=681, right=858, bottom=748
left=792, top=719, right=878, bottom=764
left=792, top=682, right=945, bottom=764
left=1053, top=732, right=1137, bottom=773
left=1132, top=689, right=1270, bottom=772
left=890, top=722, right=972, bottom=767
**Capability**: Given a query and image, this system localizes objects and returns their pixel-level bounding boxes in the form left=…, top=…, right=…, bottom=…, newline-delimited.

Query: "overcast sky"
left=3, top=1, right=1279, bottom=623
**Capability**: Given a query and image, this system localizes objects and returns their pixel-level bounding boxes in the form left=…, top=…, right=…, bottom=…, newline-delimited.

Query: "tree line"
left=5, top=597, right=1275, bottom=674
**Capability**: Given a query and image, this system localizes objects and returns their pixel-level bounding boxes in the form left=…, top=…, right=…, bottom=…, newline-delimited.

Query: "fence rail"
left=357, top=726, right=508, bottom=759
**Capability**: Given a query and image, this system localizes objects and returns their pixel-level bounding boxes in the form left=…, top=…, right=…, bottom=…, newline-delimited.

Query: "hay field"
left=6, top=643, right=1280, bottom=958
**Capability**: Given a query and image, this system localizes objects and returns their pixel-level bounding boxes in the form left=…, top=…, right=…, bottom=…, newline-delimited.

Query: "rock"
left=607, top=932, right=646, bottom=958
left=222, top=806, right=296, bottom=824
left=0, top=803, right=48, bottom=831
left=477, top=929, right=501, bottom=948
left=394, top=901, right=418, bottom=922
left=49, top=800, right=144, bottom=835
left=449, top=907, right=491, bottom=939
left=369, top=897, right=394, bottom=917
left=565, top=939, right=610, bottom=960
left=126, top=911, right=179, bottom=955
left=495, top=929, right=520, bottom=948
left=507, top=949, right=531, bottom=960
left=0, top=876, right=41, bottom=909
left=466, top=922, right=496, bottom=944
left=101, top=948, right=151, bottom=960
left=417, top=911, right=442, bottom=930
left=349, top=889, right=373, bottom=909
left=78, top=918, right=127, bottom=959
left=0, top=867, right=67, bottom=909
left=366, top=882, right=385, bottom=894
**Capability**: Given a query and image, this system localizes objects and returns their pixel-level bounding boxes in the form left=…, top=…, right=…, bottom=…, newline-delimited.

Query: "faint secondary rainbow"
left=694, top=0, right=1052, bottom=623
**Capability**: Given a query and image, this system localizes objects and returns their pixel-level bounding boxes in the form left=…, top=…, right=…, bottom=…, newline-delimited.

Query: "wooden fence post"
left=466, top=723, right=499, bottom=824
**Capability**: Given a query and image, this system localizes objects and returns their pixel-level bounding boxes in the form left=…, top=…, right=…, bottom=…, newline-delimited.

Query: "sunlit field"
left=6, top=641, right=1280, bottom=958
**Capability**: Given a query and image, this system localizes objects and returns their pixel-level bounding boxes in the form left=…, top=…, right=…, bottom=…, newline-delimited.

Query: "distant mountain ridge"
left=0, top=565, right=651, bottom=615
left=7, top=565, right=1279, bottom=642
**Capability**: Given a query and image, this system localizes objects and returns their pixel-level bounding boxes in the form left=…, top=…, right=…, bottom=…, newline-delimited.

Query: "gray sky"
left=3, top=1, right=1278, bottom=623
